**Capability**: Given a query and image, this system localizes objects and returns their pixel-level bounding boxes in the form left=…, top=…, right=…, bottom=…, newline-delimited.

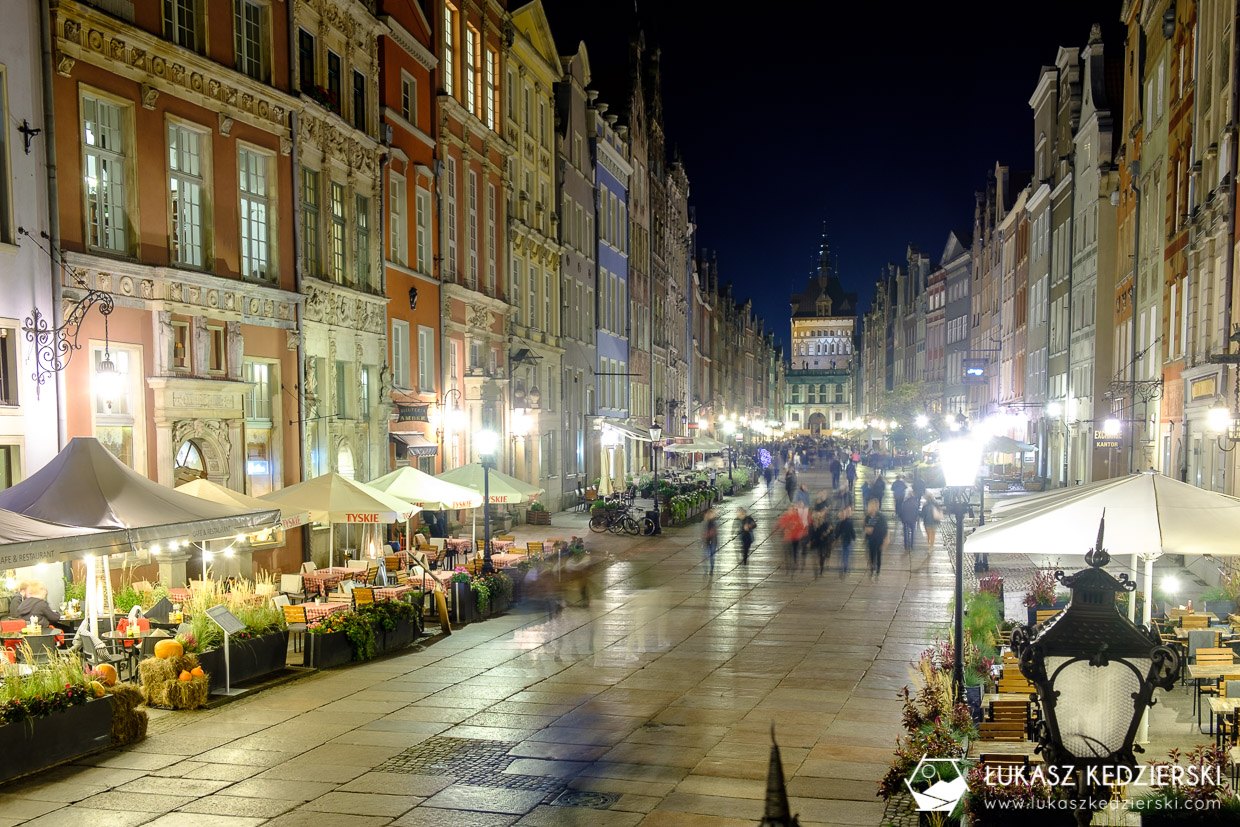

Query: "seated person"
left=17, top=585, right=71, bottom=633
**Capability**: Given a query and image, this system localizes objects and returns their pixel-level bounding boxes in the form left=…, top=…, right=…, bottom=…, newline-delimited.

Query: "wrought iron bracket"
left=23, top=289, right=115, bottom=399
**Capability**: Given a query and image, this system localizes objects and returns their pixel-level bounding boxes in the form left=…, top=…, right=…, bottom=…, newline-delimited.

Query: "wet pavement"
left=0, top=463, right=957, bottom=826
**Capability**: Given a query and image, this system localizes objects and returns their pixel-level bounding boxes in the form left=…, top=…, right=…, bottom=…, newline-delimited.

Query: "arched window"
left=337, top=443, right=356, bottom=480
left=174, top=440, right=207, bottom=486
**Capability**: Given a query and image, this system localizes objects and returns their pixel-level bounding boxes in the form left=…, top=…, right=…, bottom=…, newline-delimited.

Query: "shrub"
left=1023, top=566, right=1062, bottom=608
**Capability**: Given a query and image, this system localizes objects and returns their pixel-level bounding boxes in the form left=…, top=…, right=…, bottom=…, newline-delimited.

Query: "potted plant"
left=1134, top=745, right=1240, bottom=825
left=176, top=578, right=289, bottom=691
left=964, top=765, right=1072, bottom=825
left=449, top=567, right=476, bottom=624
left=1201, top=569, right=1240, bottom=619
left=527, top=500, right=551, bottom=525
left=1023, top=566, right=1067, bottom=627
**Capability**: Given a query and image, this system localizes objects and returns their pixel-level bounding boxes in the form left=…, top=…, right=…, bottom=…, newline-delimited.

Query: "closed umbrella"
left=259, top=473, right=419, bottom=567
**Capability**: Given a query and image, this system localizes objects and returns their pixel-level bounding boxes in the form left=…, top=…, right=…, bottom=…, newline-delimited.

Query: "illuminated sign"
left=963, top=358, right=988, bottom=386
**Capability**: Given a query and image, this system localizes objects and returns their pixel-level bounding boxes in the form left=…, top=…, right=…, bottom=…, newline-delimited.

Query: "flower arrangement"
left=308, top=609, right=377, bottom=661
left=0, top=647, right=93, bottom=726
left=528, top=500, right=547, bottom=512
left=1133, top=745, right=1240, bottom=821
left=1022, top=566, right=1062, bottom=608
left=977, top=573, right=1004, bottom=601
left=304, top=84, right=340, bottom=114
left=471, top=571, right=512, bottom=615
left=449, top=567, right=472, bottom=585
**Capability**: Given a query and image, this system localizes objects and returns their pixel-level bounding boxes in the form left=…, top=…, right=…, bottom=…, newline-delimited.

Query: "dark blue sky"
left=539, top=0, right=1122, bottom=350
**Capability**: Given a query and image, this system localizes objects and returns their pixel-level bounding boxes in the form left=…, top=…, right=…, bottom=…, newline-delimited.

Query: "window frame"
left=298, top=28, right=316, bottom=92
left=400, top=71, right=416, bottom=124
left=355, top=193, right=371, bottom=288
left=162, top=0, right=202, bottom=52
left=300, top=166, right=321, bottom=276
left=166, top=116, right=210, bottom=269
left=352, top=69, right=366, bottom=132
left=237, top=142, right=275, bottom=282
left=81, top=88, right=134, bottom=256
left=417, top=325, right=434, bottom=392
left=416, top=186, right=431, bottom=274
left=233, top=0, right=270, bottom=82
left=443, top=4, right=456, bottom=97
left=389, top=172, right=407, bottom=266
left=391, top=319, right=410, bottom=389
left=329, top=180, right=346, bottom=284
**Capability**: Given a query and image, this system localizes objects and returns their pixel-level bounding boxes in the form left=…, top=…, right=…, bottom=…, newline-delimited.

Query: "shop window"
left=207, top=326, right=226, bottom=374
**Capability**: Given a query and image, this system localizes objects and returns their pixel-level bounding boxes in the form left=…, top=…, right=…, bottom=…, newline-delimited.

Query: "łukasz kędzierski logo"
left=906, top=757, right=968, bottom=813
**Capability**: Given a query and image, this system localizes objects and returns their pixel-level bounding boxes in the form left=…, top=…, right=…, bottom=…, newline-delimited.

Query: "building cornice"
left=442, top=281, right=513, bottom=316
left=596, top=137, right=633, bottom=183
left=301, top=276, right=388, bottom=335
left=63, top=251, right=301, bottom=328
left=438, top=94, right=513, bottom=155
left=380, top=15, right=437, bottom=71
left=54, top=0, right=295, bottom=143
left=299, top=104, right=383, bottom=181
left=383, top=106, right=436, bottom=149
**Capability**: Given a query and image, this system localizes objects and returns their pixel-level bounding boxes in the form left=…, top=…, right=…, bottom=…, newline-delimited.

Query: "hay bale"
left=104, top=684, right=147, bottom=745
left=139, top=653, right=208, bottom=710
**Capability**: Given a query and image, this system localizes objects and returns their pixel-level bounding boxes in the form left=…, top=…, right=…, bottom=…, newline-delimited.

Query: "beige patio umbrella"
left=367, top=466, right=483, bottom=548
left=177, top=478, right=311, bottom=531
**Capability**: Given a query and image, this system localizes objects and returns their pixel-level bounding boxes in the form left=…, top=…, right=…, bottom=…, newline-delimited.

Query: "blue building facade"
left=591, top=103, right=631, bottom=422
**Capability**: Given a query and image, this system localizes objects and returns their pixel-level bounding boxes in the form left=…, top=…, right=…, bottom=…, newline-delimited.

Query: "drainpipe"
left=1222, top=0, right=1240, bottom=494
left=38, top=0, right=65, bottom=449
left=1129, top=171, right=1141, bottom=475
left=1181, top=5, right=1201, bottom=484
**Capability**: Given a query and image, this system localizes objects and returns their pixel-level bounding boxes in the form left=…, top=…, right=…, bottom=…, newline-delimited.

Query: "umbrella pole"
left=1137, top=553, right=1158, bottom=745
left=85, top=559, right=96, bottom=639
left=329, top=523, right=334, bottom=569
left=1128, top=552, right=1139, bottom=622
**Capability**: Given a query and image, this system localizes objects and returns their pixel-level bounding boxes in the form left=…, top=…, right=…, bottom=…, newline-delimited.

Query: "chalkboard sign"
left=205, top=605, right=246, bottom=636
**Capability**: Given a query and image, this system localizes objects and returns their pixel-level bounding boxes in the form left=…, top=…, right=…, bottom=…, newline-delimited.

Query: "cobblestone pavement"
left=0, top=463, right=959, bottom=827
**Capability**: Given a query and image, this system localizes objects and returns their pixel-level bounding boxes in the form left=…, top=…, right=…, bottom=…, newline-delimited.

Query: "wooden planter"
left=304, top=629, right=353, bottom=669
left=526, top=509, right=552, bottom=525
left=195, top=630, right=289, bottom=691
left=1026, top=600, right=1069, bottom=628
left=478, top=592, right=510, bottom=619
left=0, top=696, right=114, bottom=783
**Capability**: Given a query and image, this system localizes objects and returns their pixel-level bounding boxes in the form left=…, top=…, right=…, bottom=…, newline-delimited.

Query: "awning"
left=603, top=422, right=651, bottom=442
left=391, top=431, right=439, bottom=457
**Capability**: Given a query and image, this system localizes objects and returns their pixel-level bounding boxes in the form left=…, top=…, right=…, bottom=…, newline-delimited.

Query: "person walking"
left=846, top=460, right=857, bottom=491
left=784, top=467, right=797, bottom=503
left=921, top=494, right=943, bottom=552
left=835, top=504, right=856, bottom=577
left=890, top=474, right=908, bottom=508
left=794, top=483, right=811, bottom=509
left=702, top=509, right=719, bottom=576
left=898, top=490, right=919, bottom=551
left=810, top=498, right=833, bottom=578
left=777, top=504, right=809, bottom=573
left=738, top=508, right=756, bottom=565
left=864, top=498, right=889, bottom=578
left=763, top=464, right=774, bottom=490
left=830, top=455, right=842, bottom=489
left=871, top=472, right=887, bottom=511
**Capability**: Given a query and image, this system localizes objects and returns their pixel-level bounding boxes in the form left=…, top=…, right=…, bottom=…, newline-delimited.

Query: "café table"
left=373, top=585, right=415, bottom=602
left=303, top=601, right=349, bottom=623
left=101, top=629, right=161, bottom=674
left=966, top=738, right=1044, bottom=763
left=1206, top=696, right=1240, bottom=743
left=301, top=567, right=353, bottom=598
left=1187, top=662, right=1240, bottom=729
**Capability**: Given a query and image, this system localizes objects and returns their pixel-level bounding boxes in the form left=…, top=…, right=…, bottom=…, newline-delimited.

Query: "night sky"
left=539, top=0, right=1123, bottom=350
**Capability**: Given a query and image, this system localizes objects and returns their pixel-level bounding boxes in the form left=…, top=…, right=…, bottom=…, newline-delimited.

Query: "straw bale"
left=104, top=684, right=147, bottom=744
left=139, top=653, right=208, bottom=710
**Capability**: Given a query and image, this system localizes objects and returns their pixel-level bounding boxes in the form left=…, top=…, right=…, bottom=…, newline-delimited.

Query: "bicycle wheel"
left=607, top=517, right=625, bottom=534
left=589, top=513, right=609, bottom=533
left=640, top=517, right=656, bottom=536
left=622, top=515, right=641, bottom=535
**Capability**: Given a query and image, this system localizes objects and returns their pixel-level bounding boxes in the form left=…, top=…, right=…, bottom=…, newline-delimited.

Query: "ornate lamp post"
left=940, top=435, right=983, bottom=701
left=650, top=421, right=663, bottom=535
left=475, top=428, right=499, bottom=574
left=1012, top=518, right=1181, bottom=824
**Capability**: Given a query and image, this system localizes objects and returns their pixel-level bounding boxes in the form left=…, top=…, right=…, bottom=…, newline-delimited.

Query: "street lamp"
left=723, top=420, right=737, bottom=482
left=1103, top=417, right=1122, bottom=437
left=475, top=428, right=500, bottom=573
left=1012, top=521, right=1180, bottom=823
left=941, top=435, right=983, bottom=701
left=649, top=421, right=663, bottom=535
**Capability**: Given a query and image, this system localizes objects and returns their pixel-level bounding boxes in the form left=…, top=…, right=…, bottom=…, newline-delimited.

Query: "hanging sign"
left=397, top=403, right=430, bottom=422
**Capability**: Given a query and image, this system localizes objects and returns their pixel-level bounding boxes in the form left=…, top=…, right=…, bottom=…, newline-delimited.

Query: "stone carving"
left=140, top=280, right=153, bottom=299
left=468, top=305, right=491, bottom=328
left=140, top=84, right=159, bottom=109
left=119, top=276, right=133, bottom=296
left=304, top=286, right=327, bottom=322
left=280, top=136, right=292, bottom=155
left=192, top=316, right=209, bottom=377
left=378, top=364, right=393, bottom=401
left=277, top=302, right=291, bottom=321
left=225, top=322, right=242, bottom=380
left=218, top=113, right=234, bottom=137
left=286, top=329, right=302, bottom=351
left=304, top=356, right=319, bottom=415
left=354, top=341, right=364, bottom=365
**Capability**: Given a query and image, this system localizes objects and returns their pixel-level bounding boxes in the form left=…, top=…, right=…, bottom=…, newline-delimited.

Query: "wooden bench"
left=1036, top=609, right=1060, bottom=625
left=979, top=720, right=1026, bottom=741
left=1183, top=614, right=1212, bottom=630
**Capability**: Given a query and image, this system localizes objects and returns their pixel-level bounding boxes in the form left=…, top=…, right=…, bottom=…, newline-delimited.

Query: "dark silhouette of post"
left=760, top=723, right=799, bottom=826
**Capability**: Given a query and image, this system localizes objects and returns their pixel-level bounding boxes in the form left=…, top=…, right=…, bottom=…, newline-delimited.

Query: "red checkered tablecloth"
left=168, top=588, right=191, bottom=603
left=301, top=568, right=352, bottom=597
left=303, top=602, right=348, bottom=622
left=444, top=539, right=513, bottom=554
left=374, top=586, right=415, bottom=601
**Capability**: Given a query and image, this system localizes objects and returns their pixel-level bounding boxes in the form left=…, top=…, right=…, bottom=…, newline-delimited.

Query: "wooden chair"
left=526, top=542, right=545, bottom=555
left=385, top=555, right=402, bottom=573
left=300, top=561, right=318, bottom=574
left=352, top=587, right=375, bottom=608
left=1035, top=609, right=1060, bottom=625
left=282, top=605, right=308, bottom=652
left=1183, top=614, right=1212, bottom=630
left=496, top=534, right=515, bottom=543
left=279, top=574, right=307, bottom=604
left=363, top=566, right=379, bottom=585
left=977, top=752, right=1029, bottom=771
left=978, top=720, right=1025, bottom=741
left=346, top=559, right=368, bottom=571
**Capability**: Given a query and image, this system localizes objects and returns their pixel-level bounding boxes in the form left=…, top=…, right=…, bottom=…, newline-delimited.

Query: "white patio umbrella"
left=436, top=464, right=544, bottom=503
left=177, top=478, right=311, bottom=531
left=367, top=467, right=483, bottom=548
left=259, top=473, right=419, bottom=567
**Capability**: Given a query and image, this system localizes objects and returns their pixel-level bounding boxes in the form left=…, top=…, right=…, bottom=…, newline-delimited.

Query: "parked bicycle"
left=589, top=507, right=641, bottom=535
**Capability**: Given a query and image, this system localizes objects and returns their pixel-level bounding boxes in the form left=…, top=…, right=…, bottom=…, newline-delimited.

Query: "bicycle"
left=588, top=507, right=641, bottom=535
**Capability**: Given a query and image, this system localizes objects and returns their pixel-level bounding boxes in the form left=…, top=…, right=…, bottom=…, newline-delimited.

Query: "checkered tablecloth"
left=303, top=602, right=348, bottom=622
left=373, top=586, right=415, bottom=601
left=444, top=539, right=513, bottom=554
left=168, top=588, right=191, bottom=603
left=301, top=568, right=352, bottom=597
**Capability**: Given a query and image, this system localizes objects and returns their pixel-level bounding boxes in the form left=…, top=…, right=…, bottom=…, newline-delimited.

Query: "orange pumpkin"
left=178, top=670, right=192, bottom=681
left=153, top=639, right=184, bottom=659
left=190, top=666, right=205, bottom=678
left=96, top=663, right=117, bottom=686
left=88, top=680, right=106, bottom=698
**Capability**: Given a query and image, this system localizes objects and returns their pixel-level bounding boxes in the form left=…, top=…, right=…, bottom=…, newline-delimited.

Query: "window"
left=0, top=329, right=16, bottom=406
left=301, top=167, right=320, bottom=275
left=298, top=29, right=315, bottom=92
left=529, top=264, right=538, bottom=329
left=168, top=121, right=206, bottom=268
left=618, top=201, right=626, bottom=253
left=416, top=186, right=431, bottom=273
left=334, top=360, right=348, bottom=418
left=467, top=169, right=478, bottom=286
left=400, top=73, right=415, bottom=123
left=352, top=71, right=366, bottom=132
left=243, top=360, right=271, bottom=420
left=234, top=0, right=267, bottom=81
left=445, top=157, right=457, bottom=278
left=523, top=84, right=531, bottom=132
left=486, top=184, right=496, bottom=292
left=417, top=325, right=434, bottom=391
left=208, top=326, right=226, bottom=374
left=544, top=272, right=551, bottom=335
left=391, top=320, right=410, bottom=388
left=94, top=347, right=137, bottom=468
left=163, top=0, right=200, bottom=51
left=0, top=71, right=8, bottom=244
left=356, top=194, right=370, bottom=288
left=330, top=181, right=346, bottom=283
left=238, top=146, right=272, bottom=280
left=464, top=27, right=477, bottom=115
left=82, top=95, right=129, bottom=254
left=512, top=264, right=522, bottom=325
left=389, top=173, right=406, bottom=265
left=327, top=51, right=341, bottom=110
left=443, top=4, right=456, bottom=97
left=171, top=320, right=189, bottom=370
left=485, top=49, right=497, bottom=130
left=360, top=366, right=371, bottom=421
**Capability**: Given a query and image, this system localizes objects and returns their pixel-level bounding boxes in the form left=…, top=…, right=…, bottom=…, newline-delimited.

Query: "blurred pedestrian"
left=738, top=508, right=756, bottom=565
left=891, top=474, right=907, bottom=506
left=921, top=494, right=943, bottom=551
left=830, top=455, right=842, bottom=489
left=871, top=472, right=887, bottom=510
left=777, top=504, right=809, bottom=573
left=835, top=504, right=856, bottom=577
left=864, top=498, right=889, bottom=577
left=784, top=467, right=797, bottom=503
left=702, top=509, right=719, bottom=576
left=795, top=483, right=810, bottom=509
left=846, top=460, right=857, bottom=490
left=898, top=490, right=919, bottom=551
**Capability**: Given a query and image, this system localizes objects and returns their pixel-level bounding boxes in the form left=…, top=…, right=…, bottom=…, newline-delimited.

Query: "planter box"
left=304, top=629, right=353, bottom=669
left=451, top=580, right=478, bottom=625
left=526, top=510, right=552, bottom=525
left=195, top=630, right=289, bottom=691
left=0, top=696, right=114, bottom=783
left=1024, top=481, right=1046, bottom=492
left=479, top=592, right=510, bottom=619
left=379, top=618, right=417, bottom=653
left=1204, top=600, right=1235, bottom=620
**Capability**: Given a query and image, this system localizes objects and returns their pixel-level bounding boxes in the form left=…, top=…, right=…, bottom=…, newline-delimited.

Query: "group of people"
left=12, top=581, right=70, bottom=632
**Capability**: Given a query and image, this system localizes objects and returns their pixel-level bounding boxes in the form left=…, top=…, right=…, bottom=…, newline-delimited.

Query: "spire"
left=816, top=221, right=833, bottom=283
left=761, top=724, right=800, bottom=826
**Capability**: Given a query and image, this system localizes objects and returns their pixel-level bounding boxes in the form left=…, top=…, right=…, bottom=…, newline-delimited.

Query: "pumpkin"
left=88, top=680, right=106, bottom=698
left=190, top=666, right=205, bottom=678
left=153, top=639, right=184, bottom=659
left=97, top=663, right=118, bottom=686
left=178, top=670, right=192, bottom=682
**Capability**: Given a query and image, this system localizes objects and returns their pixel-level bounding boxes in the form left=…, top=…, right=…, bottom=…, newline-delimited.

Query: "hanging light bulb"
left=95, top=349, right=122, bottom=410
